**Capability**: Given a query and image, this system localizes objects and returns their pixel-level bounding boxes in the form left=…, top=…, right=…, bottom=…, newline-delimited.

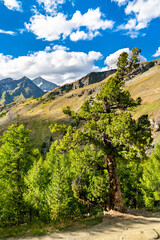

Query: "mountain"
left=44, top=59, right=160, bottom=101
left=32, top=77, right=58, bottom=92
left=0, top=59, right=160, bottom=149
left=0, top=76, right=44, bottom=105
left=44, top=69, right=116, bottom=100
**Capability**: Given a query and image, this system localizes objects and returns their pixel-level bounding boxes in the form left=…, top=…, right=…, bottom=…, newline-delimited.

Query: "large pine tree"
left=50, top=48, right=152, bottom=212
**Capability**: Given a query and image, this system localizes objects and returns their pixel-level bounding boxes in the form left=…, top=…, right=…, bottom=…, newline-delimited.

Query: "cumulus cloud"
left=25, top=8, right=114, bottom=41
left=1, top=0, right=22, bottom=11
left=104, top=48, right=146, bottom=69
left=125, top=0, right=160, bottom=25
left=0, top=46, right=102, bottom=85
left=153, top=47, right=160, bottom=57
left=0, top=29, right=15, bottom=35
left=114, top=0, right=160, bottom=37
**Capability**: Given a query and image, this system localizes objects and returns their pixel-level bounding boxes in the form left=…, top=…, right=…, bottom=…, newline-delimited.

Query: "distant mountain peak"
left=19, top=76, right=31, bottom=81
left=0, top=76, right=44, bottom=105
left=34, top=76, right=45, bottom=80
left=32, top=77, right=58, bottom=92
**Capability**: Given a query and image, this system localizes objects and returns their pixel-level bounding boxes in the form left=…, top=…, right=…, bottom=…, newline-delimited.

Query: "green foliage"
left=0, top=47, right=154, bottom=232
left=0, top=110, right=9, bottom=118
left=71, top=145, right=109, bottom=206
left=60, top=47, right=152, bottom=211
left=45, top=143, right=85, bottom=220
left=118, top=158, right=144, bottom=208
left=141, top=142, right=160, bottom=208
left=24, top=157, right=50, bottom=222
left=0, top=124, right=40, bottom=226
left=116, top=47, right=141, bottom=79
left=116, top=52, right=129, bottom=79
left=128, top=47, right=141, bottom=71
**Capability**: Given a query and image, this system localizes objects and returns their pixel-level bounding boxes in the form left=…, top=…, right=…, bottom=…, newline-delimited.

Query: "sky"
left=0, top=0, right=159, bottom=85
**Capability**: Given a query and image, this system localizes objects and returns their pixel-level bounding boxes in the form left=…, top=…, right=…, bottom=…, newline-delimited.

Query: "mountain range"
left=0, top=76, right=58, bottom=105
left=0, top=58, right=160, bottom=149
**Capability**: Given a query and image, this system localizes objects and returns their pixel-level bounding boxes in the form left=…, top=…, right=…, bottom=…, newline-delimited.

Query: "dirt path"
left=10, top=210, right=160, bottom=240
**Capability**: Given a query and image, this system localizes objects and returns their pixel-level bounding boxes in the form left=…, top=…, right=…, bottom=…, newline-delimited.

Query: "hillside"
left=44, top=69, right=116, bottom=100
left=0, top=59, right=160, bottom=147
left=0, top=77, right=44, bottom=105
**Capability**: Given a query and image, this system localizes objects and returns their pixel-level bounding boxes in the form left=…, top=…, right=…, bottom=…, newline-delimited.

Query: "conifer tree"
left=24, top=157, right=49, bottom=222
left=50, top=48, right=152, bottom=212
left=45, top=143, right=83, bottom=220
left=141, top=141, right=160, bottom=208
left=0, top=124, right=39, bottom=225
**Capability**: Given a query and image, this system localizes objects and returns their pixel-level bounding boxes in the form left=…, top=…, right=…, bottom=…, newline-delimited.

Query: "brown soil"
left=11, top=210, right=160, bottom=240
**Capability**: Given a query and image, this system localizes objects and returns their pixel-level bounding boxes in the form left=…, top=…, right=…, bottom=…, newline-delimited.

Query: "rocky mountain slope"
left=0, top=59, right=160, bottom=148
left=44, top=69, right=116, bottom=100
left=0, top=77, right=44, bottom=105
left=32, top=77, right=58, bottom=92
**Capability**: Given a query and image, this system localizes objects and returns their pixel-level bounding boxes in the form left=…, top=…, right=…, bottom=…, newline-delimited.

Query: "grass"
left=0, top=223, right=47, bottom=239
left=132, top=99, right=160, bottom=119
left=0, top=215, right=103, bottom=239
left=0, top=110, right=8, bottom=118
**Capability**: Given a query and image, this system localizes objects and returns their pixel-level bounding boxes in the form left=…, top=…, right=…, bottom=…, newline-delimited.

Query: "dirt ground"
left=11, top=210, right=160, bottom=240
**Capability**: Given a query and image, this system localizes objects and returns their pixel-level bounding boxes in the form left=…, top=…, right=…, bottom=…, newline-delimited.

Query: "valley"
left=0, top=58, right=160, bottom=148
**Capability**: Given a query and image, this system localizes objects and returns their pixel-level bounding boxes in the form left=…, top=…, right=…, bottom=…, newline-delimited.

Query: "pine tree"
left=71, top=145, right=109, bottom=210
left=51, top=48, right=152, bottom=212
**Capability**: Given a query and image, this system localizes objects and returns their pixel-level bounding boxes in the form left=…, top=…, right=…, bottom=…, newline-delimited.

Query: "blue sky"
left=0, top=0, right=159, bottom=85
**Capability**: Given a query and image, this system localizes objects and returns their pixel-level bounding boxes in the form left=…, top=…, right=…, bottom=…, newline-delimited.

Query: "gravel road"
left=8, top=210, right=160, bottom=240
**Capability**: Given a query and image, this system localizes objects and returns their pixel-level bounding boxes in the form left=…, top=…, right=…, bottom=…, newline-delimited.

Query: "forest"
left=0, top=48, right=160, bottom=229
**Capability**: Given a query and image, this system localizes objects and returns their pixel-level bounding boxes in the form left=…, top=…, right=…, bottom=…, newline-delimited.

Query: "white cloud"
left=44, top=46, right=52, bottom=52
left=104, top=48, right=146, bottom=69
left=1, top=0, right=22, bottom=11
left=118, top=19, right=136, bottom=31
left=111, top=0, right=128, bottom=6
left=0, top=29, right=15, bottom=35
left=70, top=30, right=100, bottom=41
left=125, top=0, right=160, bottom=31
left=88, top=51, right=102, bottom=61
left=25, top=8, right=114, bottom=41
left=0, top=47, right=102, bottom=85
left=37, top=0, right=65, bottom=14
left=52, top=45, right=69, bottom=51
left=114, top=0, right=160, bottom=37
left=125, top=0, right=160, bottom=26
left=153, top=47, right=160, bottom=57
left=117, top=19, right=140, bottom=38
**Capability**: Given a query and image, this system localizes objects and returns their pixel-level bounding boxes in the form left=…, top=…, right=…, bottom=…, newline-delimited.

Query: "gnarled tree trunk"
left=106, top=154, right=125, bottom=212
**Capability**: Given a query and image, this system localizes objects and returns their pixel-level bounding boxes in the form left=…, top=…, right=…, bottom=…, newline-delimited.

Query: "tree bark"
left=106, top=154, right=125, bottom=212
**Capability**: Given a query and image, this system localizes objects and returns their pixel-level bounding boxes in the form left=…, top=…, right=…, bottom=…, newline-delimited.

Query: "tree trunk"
left=106, top=154, right=125, bottom=212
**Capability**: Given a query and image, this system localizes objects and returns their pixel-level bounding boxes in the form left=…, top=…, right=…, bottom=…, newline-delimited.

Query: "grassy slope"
left=125, top=65, right=160, bottom=118
left=0, top=64, right=160, bottom=147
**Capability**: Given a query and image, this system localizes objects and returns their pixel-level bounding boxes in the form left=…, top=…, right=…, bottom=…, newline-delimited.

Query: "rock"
left=45, top=69, right=116, bottom=100
left=149, top=118, right=160, bottom=132
left=45, top=59, right=160, bottom=101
